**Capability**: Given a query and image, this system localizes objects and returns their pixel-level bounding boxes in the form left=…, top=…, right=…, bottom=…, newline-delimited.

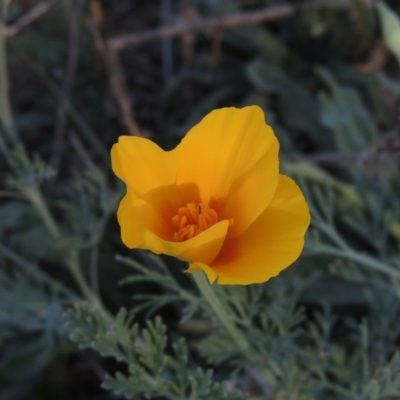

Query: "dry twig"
left=282, top=131, right=400, bottom=170
left=106, top=48, right=142, bottom=136
left=108, top=3, right=305, bottom=51
left=282, top=152, right=360, bottom=166
left=99, top=2, right=307, bottom=136
left=6, top=0, right=59, bottom=37
left=161, top=0, right=173, bottom=83
left=69, top=131, right=93, bottom=165
left=181, top=0, right=197, bottom=108
left=52, top=0, right=84, bottom=167
left=206, top=25, right=224, bottom=83
left=182, top=0, right=196, bottom=67
left=87, top=0, right=142, bottom=136
left=289, top=350, right=327, bottom=400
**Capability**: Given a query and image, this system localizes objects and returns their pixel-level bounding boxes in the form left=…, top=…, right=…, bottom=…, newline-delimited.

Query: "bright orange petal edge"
left=111, top=106, right=310, bottom=285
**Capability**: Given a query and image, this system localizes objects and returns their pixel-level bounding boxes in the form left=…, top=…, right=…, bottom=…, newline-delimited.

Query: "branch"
left=289, top=350, right=327, bottom=400
left=87, top=0, right=142, bottom=136
left=282, top=132, right=400, bottom=166
left=6, top=0, right=59, bottom=37
left=108, top=3, right=305, bottom=51
left=106, top=47, right=142, bottom=136
left=52, top=0, right=84, bottom=167
left=94, top=2, right=311, bottom=135
left=282, top=152, right=359, bottom=166
left=161, top=0, right=173, bottom=82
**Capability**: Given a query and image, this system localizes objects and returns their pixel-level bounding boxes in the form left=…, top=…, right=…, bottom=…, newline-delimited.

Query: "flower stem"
left=311, top=242, right=400, bottom=280
left=0, top=8, right=104, bottom=311
left=0, top=241, right=77, bottom=298
left=25, top=187, right=61, bottom=240
left=0, top=3, right=19, bottom=144
left=316, top=220, right=351, bottom=251
left=192, top=272, right=250, bottom=353
left=68, top=249, right=103, bottom=308
left=192, top=272, right=277, bottom=389
left=90, top=244, right=100, bottom=296
left=346, top=250, right=400, bottom=279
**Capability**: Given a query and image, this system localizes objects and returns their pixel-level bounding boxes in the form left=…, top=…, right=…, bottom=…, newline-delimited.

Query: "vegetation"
left=1, top=0, right=400, bottom=399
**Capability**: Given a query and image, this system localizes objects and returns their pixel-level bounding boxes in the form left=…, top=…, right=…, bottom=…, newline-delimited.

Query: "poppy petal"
left=206, top=175, right=310, bottom=284
left=175, top=107, right=279, bottom=232
left=112, top=107, right=310, bottom=286
left=185, top=262, right=218, bottom=284
left=142, top=219, right=230, bottom=265
left=222, top=137, right=279, bottom=237
left=111, top=136, right=177, bottom=196
left=117, top=192, right=168, bottom=249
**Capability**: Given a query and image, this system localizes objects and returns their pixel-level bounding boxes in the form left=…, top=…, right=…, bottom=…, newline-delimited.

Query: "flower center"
left=172, top=202, right=219, bottom=242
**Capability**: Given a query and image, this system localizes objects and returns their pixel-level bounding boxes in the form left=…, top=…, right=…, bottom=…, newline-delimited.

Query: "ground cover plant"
left=1, top=0, right=400, bottom=399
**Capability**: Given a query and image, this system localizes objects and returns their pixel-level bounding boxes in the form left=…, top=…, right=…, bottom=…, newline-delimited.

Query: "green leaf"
left=361, top=352, right=400, bottom=399
left=0, top=271, right=68, bottom=388
left=317, top=67, right=378, bottom=152
left=377, top=2, right=400, bottom=66
left=67, top=303, right=247, bottom=400
left=246, top=59, right=331, bottom=149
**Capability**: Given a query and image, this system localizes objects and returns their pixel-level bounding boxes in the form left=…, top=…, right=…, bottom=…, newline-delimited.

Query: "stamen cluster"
left=172, top=202, right=219, bottom=241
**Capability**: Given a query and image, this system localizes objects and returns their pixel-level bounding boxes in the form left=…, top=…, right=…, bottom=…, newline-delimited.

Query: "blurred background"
left=1, top=0, right=400, bottom=399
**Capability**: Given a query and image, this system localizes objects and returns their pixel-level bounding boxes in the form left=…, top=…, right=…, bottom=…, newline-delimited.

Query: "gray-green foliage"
left=247, top=59, right=327, bottom=148
left=317, top=68, right=378, bottom=152
left=377, top=2, right=400, bottom=66
left=0, top=268, right=69, bottom=399
left=2, top=0, right=400, bottom=399
left=67, top=239, right=400, bottom=400
left=360, top=353, right=400, bottom=400
left=67, top=304, right=247, bottom=400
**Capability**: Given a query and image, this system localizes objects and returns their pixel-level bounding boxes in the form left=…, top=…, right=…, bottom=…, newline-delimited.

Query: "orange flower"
left=111, top=106, right=310, bottom=285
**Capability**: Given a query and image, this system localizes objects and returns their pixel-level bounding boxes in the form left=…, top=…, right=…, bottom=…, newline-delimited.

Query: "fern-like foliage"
left=60, top=165, right=121, bottom=247
left=361, top=353, right=400, bottom=400
left=5, top=148, right=56, bottom=190
left=0, top=269, right=68, bottom=398
left=66, top=302, right=247, bottom=400
left=115, top=249, right=400, bottom=399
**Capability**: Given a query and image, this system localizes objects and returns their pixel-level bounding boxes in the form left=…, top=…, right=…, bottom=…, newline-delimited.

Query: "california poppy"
left=111, top=106, right=310, bottom=284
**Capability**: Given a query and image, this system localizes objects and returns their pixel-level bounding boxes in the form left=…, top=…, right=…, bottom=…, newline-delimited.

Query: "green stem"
left=0, top=190, right=22, bottom=198
left=192, top=272, right=276, bottom=388
left=192, top=272, right=249, bottom=353
left=25, top=187, right=61, bottom=240
left=68, top=249, right=102, bottom=308
left=320, top=382, right=359, bottom=399
left=0, top=4, right=105, bottom=314
left=316, top=245, right=400, bottom=280
left=346, top=250, right=400, bottom=280
left=89, top=244, right=100, bottom=296
left=0, top=242, right=77, bottom=298
left=0, top=4, right=17, bottom=143
left=0, top=127, right=10, bottom=155
left=316, top=220, right=351, bottom=251
left=26, top=57, right=109, bottom=163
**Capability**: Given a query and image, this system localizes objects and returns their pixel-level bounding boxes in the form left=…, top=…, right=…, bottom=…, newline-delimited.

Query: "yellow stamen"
left=172, top=202, right=229, bottom=242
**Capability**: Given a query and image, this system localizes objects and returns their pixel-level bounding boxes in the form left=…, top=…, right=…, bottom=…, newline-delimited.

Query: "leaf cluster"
left=67, top=303, right=246, bottom=400
left=2, top=0, right=400, bottom=399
